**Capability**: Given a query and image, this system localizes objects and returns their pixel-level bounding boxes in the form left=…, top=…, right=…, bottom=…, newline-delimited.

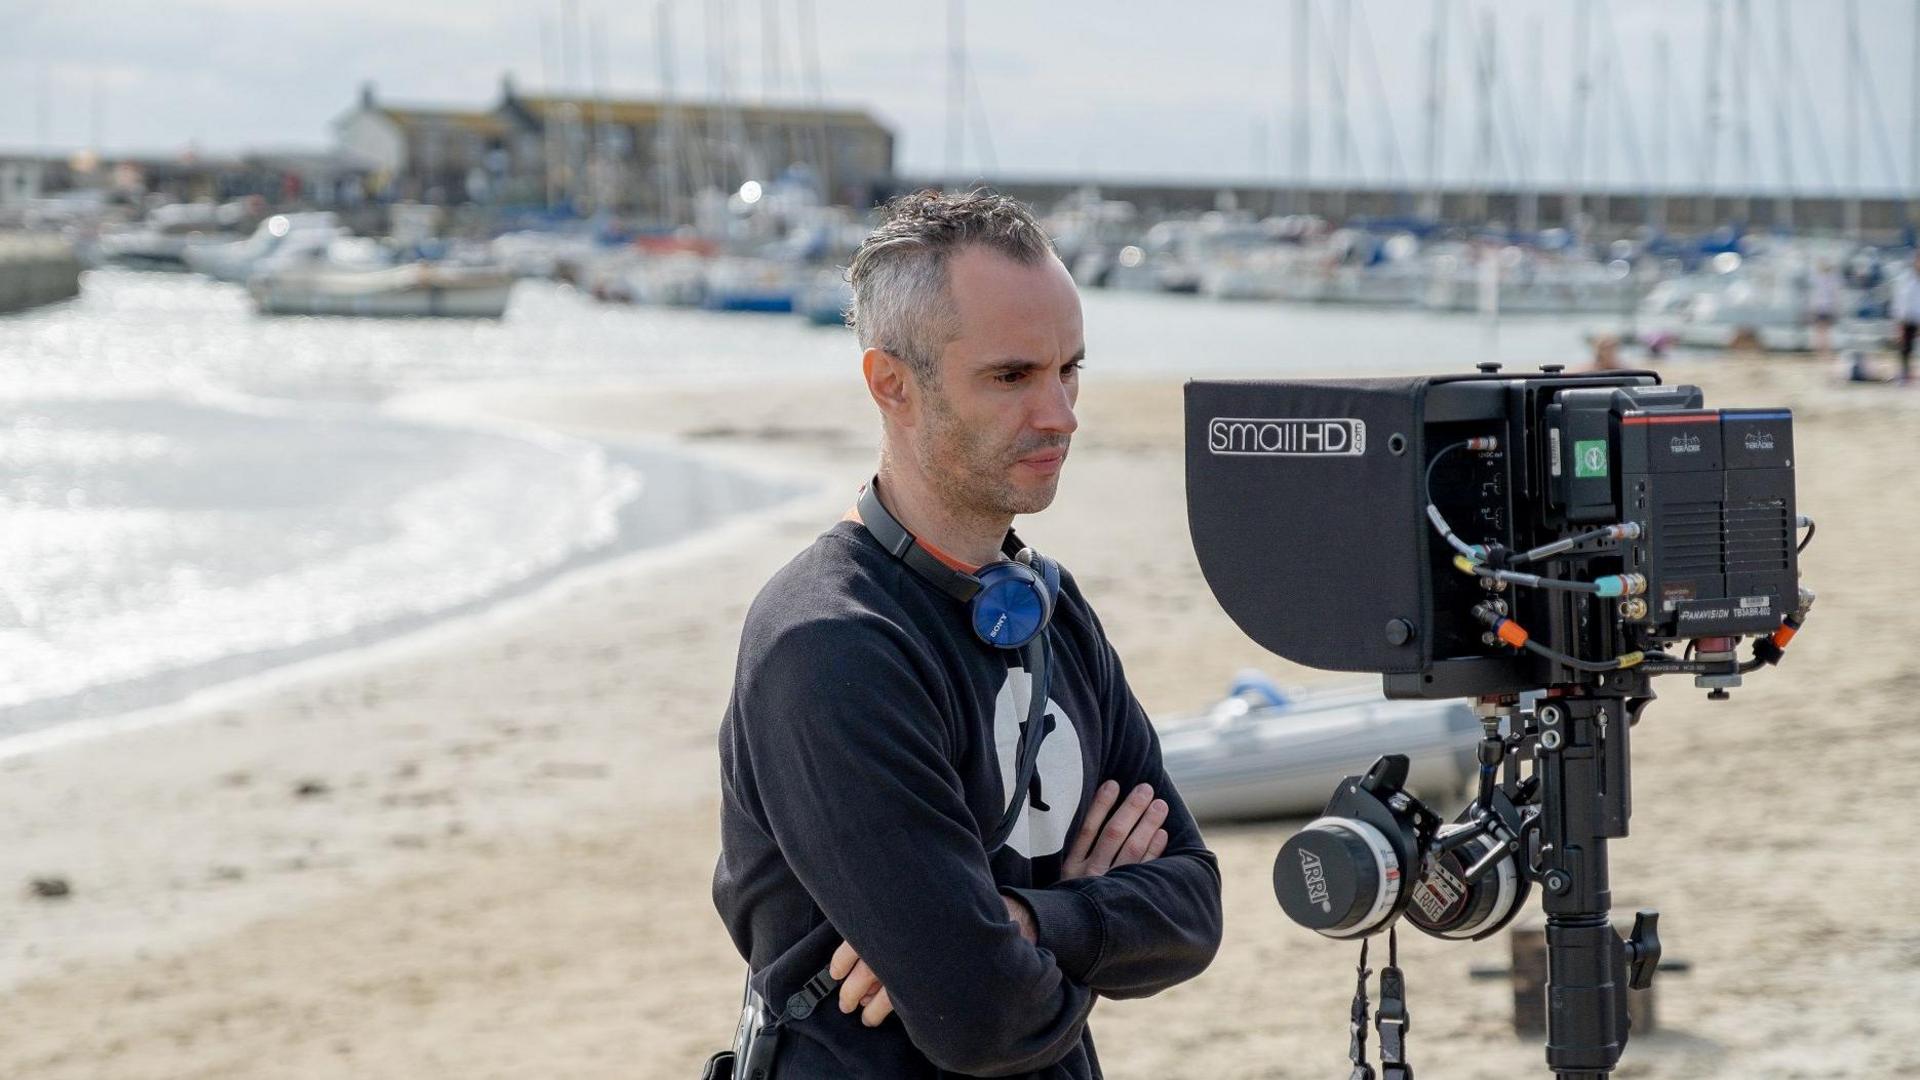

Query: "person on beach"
left=1892, top=253, right=1920, bottom=385
left=712, top=190, right=1223, bottom=1078
left=1808, top=259, right=1842, bottom=363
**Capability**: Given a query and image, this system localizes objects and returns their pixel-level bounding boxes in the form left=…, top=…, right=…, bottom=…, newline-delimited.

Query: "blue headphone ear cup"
left=972, top=561, right=1050, bottom=648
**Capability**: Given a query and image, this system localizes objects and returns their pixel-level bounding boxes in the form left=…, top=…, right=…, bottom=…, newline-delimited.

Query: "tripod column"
left=1533, top=695, right=1632, bottom=1078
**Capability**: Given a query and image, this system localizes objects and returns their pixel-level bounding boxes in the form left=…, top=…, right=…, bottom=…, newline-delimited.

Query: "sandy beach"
left=1, top=356, right=1915, bottom=1079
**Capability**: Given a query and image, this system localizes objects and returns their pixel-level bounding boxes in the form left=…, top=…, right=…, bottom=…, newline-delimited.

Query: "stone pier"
left=0, top=233, right=82, bottom=315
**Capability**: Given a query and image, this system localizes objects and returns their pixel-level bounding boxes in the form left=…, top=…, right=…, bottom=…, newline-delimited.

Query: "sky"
left=4, top=0, right=1920, bottom=195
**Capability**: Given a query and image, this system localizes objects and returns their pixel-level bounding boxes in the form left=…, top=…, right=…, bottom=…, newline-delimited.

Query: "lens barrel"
left=1275, top=817, right=1404, bottom=938
left=1403, top=826, right=1524, bottom=940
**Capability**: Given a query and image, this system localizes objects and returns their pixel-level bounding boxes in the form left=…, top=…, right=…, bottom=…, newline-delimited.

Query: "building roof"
left=512, top=95, right=889, bottom=134
left=375, top=107, right=511, bottom=137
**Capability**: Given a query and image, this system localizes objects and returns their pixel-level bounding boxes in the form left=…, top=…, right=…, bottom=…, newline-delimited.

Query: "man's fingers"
left=1115, top=798, right=1170, bottom=868
left=860, top=986, right=895, bottom=1027
left=838, top=959, right=882, bottom=1015
left=829, top=939, right=859, bottom=981
left=1144, top=827, right=1170, bottom=861
left=1086, top=783, right=1154, bottom=875
left=1065, top=779, right=1120, bottom=869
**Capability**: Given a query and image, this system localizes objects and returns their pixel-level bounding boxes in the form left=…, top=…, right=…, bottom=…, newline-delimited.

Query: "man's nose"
left=1032, top=376, right=1078, bottom=436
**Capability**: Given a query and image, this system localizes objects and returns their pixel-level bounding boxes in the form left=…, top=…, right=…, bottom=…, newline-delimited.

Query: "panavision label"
left=1208, top=417, right=1366, bottom=457
left=1674, top=595, right=1774, bottom=623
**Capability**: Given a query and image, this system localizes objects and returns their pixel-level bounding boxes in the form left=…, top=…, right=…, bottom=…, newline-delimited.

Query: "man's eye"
left=997, top=370, right=1026, bottom=384
left=1063, top=361, right=1083, bottom=378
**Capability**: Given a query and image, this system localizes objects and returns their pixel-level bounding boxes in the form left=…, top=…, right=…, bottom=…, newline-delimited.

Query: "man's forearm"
left=1007, top=846, right=1223, bottom=998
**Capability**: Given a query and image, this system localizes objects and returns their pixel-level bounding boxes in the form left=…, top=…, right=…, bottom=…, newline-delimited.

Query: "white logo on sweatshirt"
left=991, top=665, right=1084, bottom=859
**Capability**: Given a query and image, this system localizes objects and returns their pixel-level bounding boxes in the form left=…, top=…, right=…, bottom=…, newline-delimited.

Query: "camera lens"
left=1403, top=827, right=1523, bottom=940
left=1275, top=817, right=1403, bottom=938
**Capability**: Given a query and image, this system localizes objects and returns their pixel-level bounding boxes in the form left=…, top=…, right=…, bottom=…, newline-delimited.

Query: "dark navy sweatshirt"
left=712, top=519, right=1224, bottom=1078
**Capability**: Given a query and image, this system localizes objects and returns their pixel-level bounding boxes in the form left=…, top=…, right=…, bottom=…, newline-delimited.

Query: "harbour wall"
left=0, top=234, right=83, bottom=315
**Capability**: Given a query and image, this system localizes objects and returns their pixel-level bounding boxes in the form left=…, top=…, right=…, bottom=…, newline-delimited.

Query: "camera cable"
left=1423, top=439, right=1498, bottom=562
left=1453, top=556, right=1646, bottom=598
left=1472, top=603, right=1646, bottom=672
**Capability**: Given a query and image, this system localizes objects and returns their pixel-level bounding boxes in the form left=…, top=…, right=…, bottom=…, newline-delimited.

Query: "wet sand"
left=0, top=358, right=1914, bottom=1078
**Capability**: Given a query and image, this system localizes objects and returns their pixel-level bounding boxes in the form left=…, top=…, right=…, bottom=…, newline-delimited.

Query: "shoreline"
left=0, top=383, right=814, bottom=747
left=1, top=360, right=1915, bottom=1078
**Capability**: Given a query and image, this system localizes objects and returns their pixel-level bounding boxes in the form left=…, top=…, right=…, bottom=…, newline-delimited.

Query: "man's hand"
left=832, top=895, right=1037, bottom=1029
left=830, top=779, right=1165, bottom=1030
left=832, top=938, right=896, bottom=1028
left=1061, top=780, right=1169, bottom=881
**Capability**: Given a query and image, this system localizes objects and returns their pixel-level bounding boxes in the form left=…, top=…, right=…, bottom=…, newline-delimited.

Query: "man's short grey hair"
left=847, top=189, right=1056, bottom=384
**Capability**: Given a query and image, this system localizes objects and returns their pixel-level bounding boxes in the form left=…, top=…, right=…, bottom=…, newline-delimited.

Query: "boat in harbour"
left=248, top=263, right=516, bottom=318
left=1157, top=671, right=1479, bottom=822
left=184, top=212, right=344, bottom=283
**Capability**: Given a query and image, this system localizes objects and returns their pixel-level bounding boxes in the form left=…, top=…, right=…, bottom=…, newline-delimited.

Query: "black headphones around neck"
left=857, top=475, right=1064, bottom=853
left=857, top=476, right=1061, bottom=650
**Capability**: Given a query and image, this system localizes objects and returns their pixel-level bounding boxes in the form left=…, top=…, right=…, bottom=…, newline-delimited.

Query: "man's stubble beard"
left=915, top=385, right=1061, bottom=521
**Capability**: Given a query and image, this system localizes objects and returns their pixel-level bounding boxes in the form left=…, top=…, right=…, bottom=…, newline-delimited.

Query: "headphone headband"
left=857, top=478, right=983, bottom=602
left=856, top=475, right=1058, bottom=650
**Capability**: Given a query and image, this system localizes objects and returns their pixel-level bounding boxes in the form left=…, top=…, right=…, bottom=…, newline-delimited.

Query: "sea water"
left=0, top=268, right=1593, bottom=733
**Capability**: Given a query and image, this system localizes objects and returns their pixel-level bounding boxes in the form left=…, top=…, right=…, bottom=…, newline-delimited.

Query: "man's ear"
left=863, top=346, right=917, bottom=426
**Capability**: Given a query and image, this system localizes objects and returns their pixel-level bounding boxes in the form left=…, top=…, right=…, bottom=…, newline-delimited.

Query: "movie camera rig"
left=1185, top=365, right=1813, bottom=1079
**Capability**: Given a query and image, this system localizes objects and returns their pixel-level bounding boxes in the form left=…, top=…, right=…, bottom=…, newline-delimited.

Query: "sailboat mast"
left=1910, top=0, right=1919, bottom=224
left=1846, top=0, right=1861, bottom=237
left=1735, top=0, right=1751, bottom=224
left=1520, top=14, right=1541, bottom=234
left=1331, top=0, right=1351, bottom=221
left=1568, top=0, right=1589, bottom=231
left=1592, top=21, right=1610, bottom=228
left=1292, top=0, right=1311, bottom=215
left=1702, top=0, right=1722, bottom=229
left=655, top=1, right=687, bottom=223
left=798, top=0, right=832, bottom=201
left=540, top=16, right=559, bottom=209
left=946, top=0, right=965, bottom=187
left=1473, top=10, right=1494, bottom=221
left=1774, top=0, right=1794, bottom=230
left=590, top=12, right=611, bottom=215
left=1654, top=32, right=1670, bottom=233
left=1423, top=0, right=1447, bottom=221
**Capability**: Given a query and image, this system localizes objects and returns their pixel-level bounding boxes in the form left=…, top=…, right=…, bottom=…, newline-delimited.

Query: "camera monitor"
left=1184, top=369, right=1800, bottom=700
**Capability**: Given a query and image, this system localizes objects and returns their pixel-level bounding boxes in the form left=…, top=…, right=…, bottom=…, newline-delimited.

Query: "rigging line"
left=1773, top=0, right=1795, bottom=194
left=1464, top=2, right=1506, bottom=186
left=1786, top=26, right=1838, bottom=189
left=1742, top=0, right=1798, bottom=194
left=1848, top=21, right=1906, bottom=190
left=1308, top=0, right=1369, bottom=186
left=964, top=50, right=999, bottom=176
left=1596, top=0, right=1650, bottom=188
left=1350, top=0, right=1408, bottom=184
left=1488, top=19, right=1535, bottom=186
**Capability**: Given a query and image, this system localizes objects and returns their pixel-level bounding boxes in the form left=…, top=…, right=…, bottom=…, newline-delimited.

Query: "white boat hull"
left=250, top=267, right=515, bottom=318
left=1158, top=685, right=1478, bottom=822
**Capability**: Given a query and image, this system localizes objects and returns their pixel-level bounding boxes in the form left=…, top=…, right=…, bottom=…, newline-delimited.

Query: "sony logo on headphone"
left=1208, top=417, right=1366, bottom=457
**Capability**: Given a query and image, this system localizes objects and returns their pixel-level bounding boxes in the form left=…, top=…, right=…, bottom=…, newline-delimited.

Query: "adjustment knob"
left=1627, top=909, right=1663, bottom=990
